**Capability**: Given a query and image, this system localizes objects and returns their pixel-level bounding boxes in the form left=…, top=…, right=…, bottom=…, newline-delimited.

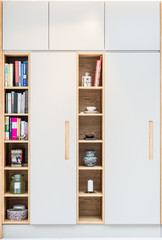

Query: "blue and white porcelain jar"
left=82, top=72, right=92, bottom=87
left=83, top=150, right=97, bottom=167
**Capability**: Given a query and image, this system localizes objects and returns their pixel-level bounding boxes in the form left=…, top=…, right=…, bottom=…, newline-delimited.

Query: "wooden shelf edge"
left=78, top=216, right=103, bottom=224
left=5, top=113, right=28, bottom=116
left=79, top=191, right=102, bottom=197
left=79, top=140, right=103, bottom=143
left=78, top=113, right=103, bottom=116
left=4, top=87, right=29, bottom=90
left=3, top=219, right=29, bottom=225
left=4, top=140, right=29, bottom=143
left=4, top=166, right=28, bottom=170
left=79, top=166, right=103, bottom=170
left=4, top=192, right=28, bottom=197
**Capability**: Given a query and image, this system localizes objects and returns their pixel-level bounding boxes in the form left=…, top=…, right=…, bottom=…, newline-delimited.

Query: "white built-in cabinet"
left=30, top=52, right=76, bottom=224
left=49, top=1, right=104, bottom=50
left=105, top=2, right=160, bottom=50
left=3, top=1, right=48, bottom=50
left=105, top=53, right=160, bottom=224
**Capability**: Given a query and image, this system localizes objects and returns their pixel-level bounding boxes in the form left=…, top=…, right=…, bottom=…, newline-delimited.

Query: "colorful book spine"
left=10, top=63, right=13, bottom=87
left=5, top=63, right=8, bottom=87
left=8, top=93, right=11, bottom=114
left=5, top=117, right=9, bottom=140
left=25, top=122, right=28, bottom=140
left=21, top=63, right=23, bottom=86
left=18, top=93, right=21, bottom=113
left=94, top=56, right=102, bottom=87
left=12, top=117, right=17, bottom=140
left=9, top=117, right=12, bottom=140
left=18, top=61, right=21, bottom=86
left=15, top=61, right=19, bottom=86
left=7, top=65, right=10, bottom=87
left=25, top=90, right=28, bottom=113
left=23, top=61, right=27, bottom=86
left=11, top=91, right=14, bottom=113
left=5, top=93, right=8, bottom=113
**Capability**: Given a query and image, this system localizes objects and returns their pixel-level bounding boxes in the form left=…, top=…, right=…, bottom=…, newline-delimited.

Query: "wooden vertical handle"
left=149, top=121, right=153, bottom=160
left=65, top=121, right=69, bottom=160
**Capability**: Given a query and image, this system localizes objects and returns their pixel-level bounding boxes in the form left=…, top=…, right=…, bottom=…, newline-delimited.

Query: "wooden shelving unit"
left=77, top=53, right=104, bottom=224
left=2, top=53, right=30, bottom=224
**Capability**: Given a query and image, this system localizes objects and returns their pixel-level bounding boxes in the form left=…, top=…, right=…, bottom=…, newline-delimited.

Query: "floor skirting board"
left=3, top=225, right=160, bottom=238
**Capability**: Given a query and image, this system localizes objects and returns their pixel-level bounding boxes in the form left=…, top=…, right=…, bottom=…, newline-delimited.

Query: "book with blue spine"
left=21, top=63, right=23, bottom=86
left=23, top=61, right=27, bottom=86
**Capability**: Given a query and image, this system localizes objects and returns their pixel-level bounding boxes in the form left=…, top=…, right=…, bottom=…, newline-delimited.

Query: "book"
left=5, top=93, right=8, bottom=113
left=11, top=91, right=14, bottom=113
left=5, top=117, right=9, bottom=140
left=25, top=90, right=28, bottom=113
left=5, top=63, right=8, bottom=87
left=18, top=93, right=21, bottom=114
left=7, top=64, right=10, bottom=87
left=9, top=117, right=12, bottom=140
left=10, top=63, right=13, bottom=87
left=21, top=63, right=23, bottom=86
left=23, top=61, right=27, bottom=86
left=11, top=149, right=23, bottom=167
left=94, top=56, right=102, bottom=87
left=18, top=61, right=21, bottom=86
left=15, top=61, right=19, bottom=86
left=21, top=121, right=25, bottom=138
left=8, top=93, right=11, bottom=114
left=14, top=92, right=17, bottom=113
left=12, top=117, right=17, bottom=140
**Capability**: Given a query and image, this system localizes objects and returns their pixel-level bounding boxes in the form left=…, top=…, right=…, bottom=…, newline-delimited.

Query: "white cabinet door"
left=105, top=53, right=160, bottom=224
left=105, top=2, right=160, bottom=50
left=49, top=1, right=104, bottom=50
left=3, top=2, right=48, bottom=50
left=31, top=53, right=76, bottom=224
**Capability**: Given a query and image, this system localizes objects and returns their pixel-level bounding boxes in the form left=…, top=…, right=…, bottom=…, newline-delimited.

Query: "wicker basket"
left=7, top=209, right=27, bottom=221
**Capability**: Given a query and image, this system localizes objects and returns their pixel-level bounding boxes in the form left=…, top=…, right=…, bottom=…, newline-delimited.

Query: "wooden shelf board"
left=5, top=113, right=28, bottom=116
left=79, top=166, right=103, bottom=170
left=79, top=140, right=103, bottom=143
left=78, top=216, right=103, bottom=224
left=4, top=87, right=29, bottom=90
left=79, top=191, right=102, bottom=197
left=78, top=87, right=103, bottom=90
left=79, top=113, right=102, bottom=116
left=4, top=192, right=28, bottom=197
left=4, top=166, right=28, bottom=170
left=4, top=140, right=28, bottom=143
left=3, top=219, right=29, bottom=225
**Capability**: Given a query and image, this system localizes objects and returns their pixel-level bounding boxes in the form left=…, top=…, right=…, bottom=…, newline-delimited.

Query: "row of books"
left=5, top=117, right=28, bottom=140
left=94, top=56, right=102, bottom=87
left=4, top=61, right=28, bottom=87
left=5, top=91, right=28, bottom=114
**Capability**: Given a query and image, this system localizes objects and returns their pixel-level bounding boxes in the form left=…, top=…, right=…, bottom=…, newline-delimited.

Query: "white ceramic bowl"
left=87, top=106, right=96, bottom=112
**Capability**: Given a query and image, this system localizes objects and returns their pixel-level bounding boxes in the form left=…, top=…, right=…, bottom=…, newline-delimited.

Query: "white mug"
left=87, top=106, right=96, bottom=112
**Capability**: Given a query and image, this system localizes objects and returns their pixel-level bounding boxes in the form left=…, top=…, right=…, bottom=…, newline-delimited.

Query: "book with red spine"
left=15, top=61, right=19, bottom=86
left=12, top=117, right=17, bottom=140
left=94, top=56, right=102, bottom=87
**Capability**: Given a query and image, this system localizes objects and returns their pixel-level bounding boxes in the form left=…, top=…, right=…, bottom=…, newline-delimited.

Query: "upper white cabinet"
left=3, top=1, right=48, bottom=50
left=49, top=1, right=104, bottom=50
left=105, top=53, right=160, bottom=224
left=105, top=2, right=160, bottom=50
left=31, top=52, right=76, bottom=224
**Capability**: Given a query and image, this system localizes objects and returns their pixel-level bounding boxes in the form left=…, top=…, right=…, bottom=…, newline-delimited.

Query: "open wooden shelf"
left=4, top=192, right=28, bottom=197
left=3, top=53, right=30, bottom=225
left=78, top=216, right=103, bottom=224
left=4, top=166, right=28, bottom=170
left=79, top=191, right=102, bottom=197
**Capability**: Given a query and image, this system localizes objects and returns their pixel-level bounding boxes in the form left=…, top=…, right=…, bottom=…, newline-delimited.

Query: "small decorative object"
left=11, top=149, right=23, bottom=167
left=84, top=134, right=96, bottom=140
left=84, top=150, right=97, bottom=167
left=22, top=163, right=28, bottom=167
left=86, top=106, right=96, bottom=112
left=82, top=72, right=92, bottom=87
left=7, top=205, right=27, bottom=221
left=88, top=180, right=93, bottom=192
left=10, top=174, right=25, bottom=194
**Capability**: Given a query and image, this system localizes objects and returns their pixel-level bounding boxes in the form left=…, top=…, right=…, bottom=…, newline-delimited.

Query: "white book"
left=21, top=93, right=24, bottom=114
left=5, top=117, right=9, bottom=140
left=18, top=61, right=21, bottom=86
left=18, top=93, right=21, bottom=113
left=21, top=121, right=25, bottom=137
left=10, top=64, right=13, bottom=87
left=8, top=93, right=11, bottom=114
left=4, top=63, right=8, bottom=87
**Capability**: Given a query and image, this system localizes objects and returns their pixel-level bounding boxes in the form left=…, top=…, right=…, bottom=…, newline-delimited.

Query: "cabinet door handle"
left=65, top=121, right=69, bottom=160
left=149, top=121, right=153, bottom=160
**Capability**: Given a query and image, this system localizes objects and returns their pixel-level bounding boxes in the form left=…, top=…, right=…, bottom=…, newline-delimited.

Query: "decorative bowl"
left=83, top=156, right=97, bottom=167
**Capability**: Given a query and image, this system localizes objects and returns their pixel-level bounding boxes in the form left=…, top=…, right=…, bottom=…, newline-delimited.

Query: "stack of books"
left=94, top=56, right=102, bottom=87
left=4, top=61, right=28, bottom=87
left=5, top=117, right=28, bottom=140
left=5, top=91, right=28, bottom=114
